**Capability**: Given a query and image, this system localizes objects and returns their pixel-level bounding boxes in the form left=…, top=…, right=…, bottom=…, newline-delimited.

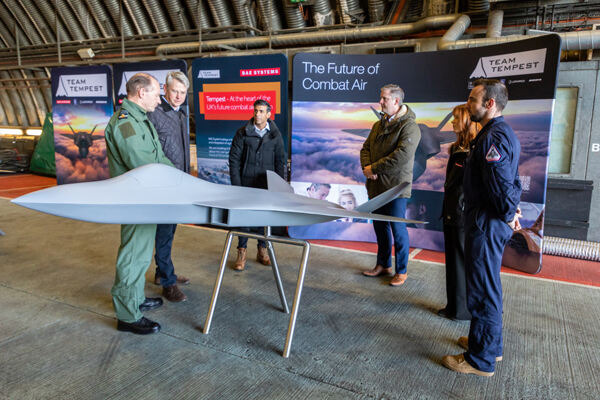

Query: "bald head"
left=126, top=72, right=161, bottom=112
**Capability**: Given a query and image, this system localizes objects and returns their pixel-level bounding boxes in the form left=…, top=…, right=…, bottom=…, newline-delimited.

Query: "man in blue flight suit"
left=442, top=79, right=522, bottom=376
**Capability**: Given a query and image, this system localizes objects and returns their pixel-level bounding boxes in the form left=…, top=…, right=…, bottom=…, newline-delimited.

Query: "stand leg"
left=203, top=231, right=234, bottom=334
left=282, top=241, right=311, bottom=358
left=266, top=241, right=289, bottom=314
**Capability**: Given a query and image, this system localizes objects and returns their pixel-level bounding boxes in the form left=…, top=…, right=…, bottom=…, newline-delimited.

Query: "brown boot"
left=234, top=248, right=247, bottom=271
left=163, top=284, right=187, bottom=302
left=362, top=265, right=394, bottom=277
left=256, top=245, right=271, bottom=266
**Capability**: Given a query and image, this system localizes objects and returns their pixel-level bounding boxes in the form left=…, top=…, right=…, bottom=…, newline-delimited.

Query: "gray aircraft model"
left=60, top=124, right=103, bottom=158
left=11, top=163, right=425, bottom=227
left=344, top=107, right=455, bottom=181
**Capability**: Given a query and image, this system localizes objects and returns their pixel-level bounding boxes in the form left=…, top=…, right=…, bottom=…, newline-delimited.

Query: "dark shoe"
left=362, top=265, right=394, bottom=277
left=437, top=308, right=452, bottom=318
left=389, top=273, right=408, bottom=286
left=257, top=245, right=271, bottom=266
left=163, top=284, right=187, bottom=302
left=234, top=248, right=247, bottom=271
left=176, top=275, right=191, bottom=285
left=458, top=336, right=502, bottom=361
left=117, top=317, right=161, bottom=335
left=139, top=297, right=163, bottom=312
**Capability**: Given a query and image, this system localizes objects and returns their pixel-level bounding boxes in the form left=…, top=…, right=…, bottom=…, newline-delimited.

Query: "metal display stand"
left=203, top=226, right=311, bottom=358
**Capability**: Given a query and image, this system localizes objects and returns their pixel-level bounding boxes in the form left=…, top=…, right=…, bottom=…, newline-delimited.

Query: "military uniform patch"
left=119, top=122, right=136, bottom=139
left=485, top=144, right=502, bottom=162
left=118, top=110, right=128, bottom=119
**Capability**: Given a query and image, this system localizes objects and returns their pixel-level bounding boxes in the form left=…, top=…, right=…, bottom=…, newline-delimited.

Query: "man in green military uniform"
left=104, top=72, right=173, bottom=335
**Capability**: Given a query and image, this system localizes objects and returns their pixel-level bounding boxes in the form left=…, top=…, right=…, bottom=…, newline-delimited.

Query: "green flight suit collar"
left=121, top=98, right=148, bottom=122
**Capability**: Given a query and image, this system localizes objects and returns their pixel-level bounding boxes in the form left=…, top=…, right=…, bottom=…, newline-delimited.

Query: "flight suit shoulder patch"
left=119, top=121, right=136, bottom=139
left=118, top=110, right=128, bottom=119
left=485, top=143, right=502, bottom=162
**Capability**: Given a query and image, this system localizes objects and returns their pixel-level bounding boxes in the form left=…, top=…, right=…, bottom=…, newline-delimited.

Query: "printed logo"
left=485, top=144, right=502, bottom=162
left=55, top=74, right=107, bottom=97
left=198, top=69, right=220, bottom=79
left=117, top=70, right=176, bottom=97
left=240, top=68, right=281, bottom=77
left=470, top=48, right=546, bottom=79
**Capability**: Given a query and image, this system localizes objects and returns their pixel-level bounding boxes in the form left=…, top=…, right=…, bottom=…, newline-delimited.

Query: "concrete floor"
left=1, top=198, right=600, bottom=399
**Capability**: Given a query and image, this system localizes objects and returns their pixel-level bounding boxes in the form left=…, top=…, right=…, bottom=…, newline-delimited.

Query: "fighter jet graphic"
left=343, top=107, right=455, bottom=181
left=60, top=124, right=103, bottom=158
left=11, top=163, right=425, bottom=227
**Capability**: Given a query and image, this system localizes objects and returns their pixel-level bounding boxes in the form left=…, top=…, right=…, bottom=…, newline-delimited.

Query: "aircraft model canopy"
left=12, top=164, right=426, bottom=227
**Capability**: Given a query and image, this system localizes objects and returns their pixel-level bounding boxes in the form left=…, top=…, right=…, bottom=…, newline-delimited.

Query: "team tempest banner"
left=289, top=35, right=561, bottom=274
left=192, top=54, right=288, bottom=184
left=51, top=66, right=113, bottom=185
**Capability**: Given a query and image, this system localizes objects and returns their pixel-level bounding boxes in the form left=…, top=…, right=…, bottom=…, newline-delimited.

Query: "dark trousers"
left=154, top=223, right=178, bottom=287
left=372, top=198, right=409, bottom=275
left=464, top=208, right=513, bottom=373
left=237, top=226, right=267, bottom=249
left=442, top=224, right=471, bottom=320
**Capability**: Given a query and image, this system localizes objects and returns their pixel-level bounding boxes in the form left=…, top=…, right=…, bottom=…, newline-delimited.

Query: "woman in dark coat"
left=438, top=104, right=478, bottom=321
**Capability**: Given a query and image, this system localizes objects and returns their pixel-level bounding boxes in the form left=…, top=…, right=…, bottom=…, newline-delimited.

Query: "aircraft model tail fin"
left=355, top=182, right=409, bottom=213
left=266, top=170, right=294, bottom=193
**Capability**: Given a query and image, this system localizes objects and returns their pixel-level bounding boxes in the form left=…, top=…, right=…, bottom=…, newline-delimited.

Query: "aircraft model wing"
left=266, top=170, right=294, bottom=193
left=341, top=128, right=371, bottom=138
left=12, top=164, right=426, bottom=227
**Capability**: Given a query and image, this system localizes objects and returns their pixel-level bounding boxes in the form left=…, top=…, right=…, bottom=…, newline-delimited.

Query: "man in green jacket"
left=360, top=84, right=421, bottom=287
left=105, top=72, right=174, bottom=334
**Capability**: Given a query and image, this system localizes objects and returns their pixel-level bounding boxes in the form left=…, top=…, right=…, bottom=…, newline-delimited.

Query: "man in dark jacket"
left=442, top=79, right=522, bottom=377
left=147, top=71, right=191, bottom=303
left=229, top=99, right=286, bottom=271
left=360, top=84, right=421, bottom=286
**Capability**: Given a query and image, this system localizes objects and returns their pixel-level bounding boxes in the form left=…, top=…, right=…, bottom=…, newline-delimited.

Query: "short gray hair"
left=381, top=84, right=405, bottom=104
left=126, top=72, right=156, bottom=96
left=165, top=70, right=189, bottom=89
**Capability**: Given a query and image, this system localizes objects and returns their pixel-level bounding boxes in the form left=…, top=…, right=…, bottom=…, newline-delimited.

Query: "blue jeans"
left=372, top=198, right=409, bottom=275
left=237, top=226, right=267, bottom=249
left=154, top=224, right=178, bottom=287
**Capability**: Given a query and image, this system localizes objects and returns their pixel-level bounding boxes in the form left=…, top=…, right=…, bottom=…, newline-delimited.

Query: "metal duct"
left=208, top=0, right=234, bottom=27
left=257, top=0, right=282, bottom=31
left=440, top=27, right=600, bottom=51
left=104, top=0, right=135, bottom=37
left=467, top=0, right=489, bottom=13
left=143, top=0, right=172, bottom=33
left=486, top=9, right=503, bottom=38
left=85, top=0, right=118, bottom=37
left=185, top=0, right=213, bottom=29
left=156, top=14, right=460, bottom=54
left=68, top=0, right=102, bottom=39
left=368, top=0, right=386, bottom=23
left=9, top=70, right=39, bottom=126
left=232, top=0, right=257, bottom=29
left=20, top=70, right=48, bottom=125
left=313, top=0, right=334, bottom=26
left=35, top=1, right=72, bottom=42
left=544, top=236, right=600, bottom=262
left=55, top=0, right=86, bottom=40
left=283, top=5, right=306, bottom=29
left=438, top=14, right=470, bottom=50
left=126, top=0, right=154, bottom=35
left=0, top=16, right=15, bottom=47
left=4, top=0, right=45, bottom=45
left=0, top=2, right=31, bottom=46
left=0, top=70, right=28, bottom=126
left=0, top=92, right=7, bottom=124
left=338, top=0, right=363, bottom=24
left=165, top=0, right=192, bottom=31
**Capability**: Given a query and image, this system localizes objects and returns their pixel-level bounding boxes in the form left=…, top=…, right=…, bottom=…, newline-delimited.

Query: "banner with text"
left=192, top=54, right=288, bottom=183
left=51, top=65, right=113, bottom=185
left=289, top=35, right=561, bottom=274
